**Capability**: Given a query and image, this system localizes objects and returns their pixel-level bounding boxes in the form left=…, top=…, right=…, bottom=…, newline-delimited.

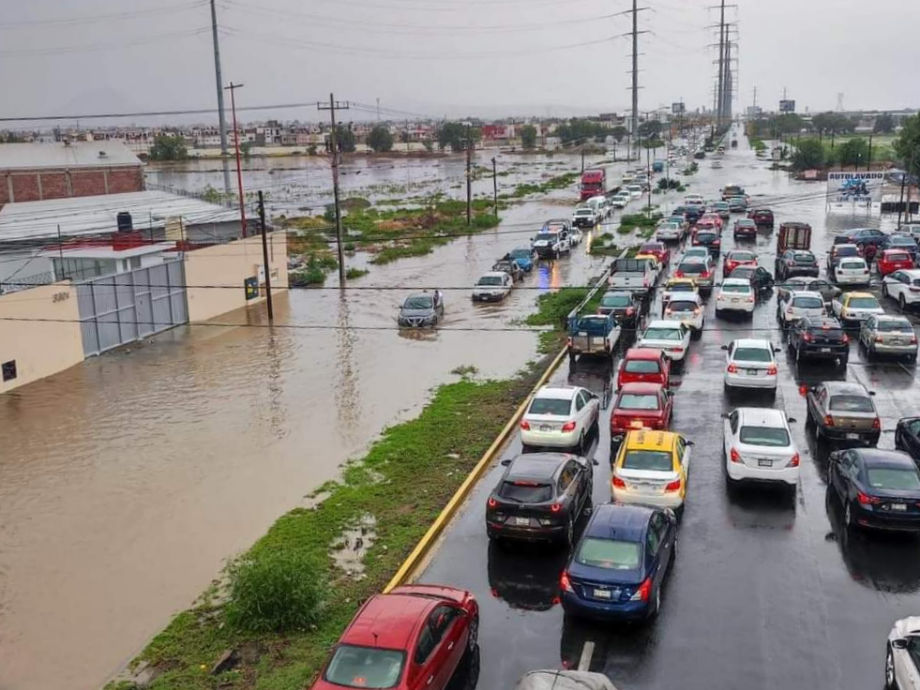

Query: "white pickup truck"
left=607, top=257, right=658, bottom=300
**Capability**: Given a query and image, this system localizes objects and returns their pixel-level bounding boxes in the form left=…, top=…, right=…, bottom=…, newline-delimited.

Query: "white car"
left=626, top=184, right=643, bottom=199
left=610, top=193, right=630, bottom=209
left=585, top=195, right=611, bottom=220
left=637, top=320, right=692, bottom=362
left=722, top=338, right=778, bottom=395
left=723, top=407, right=799, bottom=489
left=882, top=268, right=920, bottom=309
left=714, top=278, right=756, bottom=317
left=568, top=226, right=583, bottom=246
left=778, top=290, right=825, bottom=326
left=887, top=617, right=920, bottom=690
left=519, top=385, right=601, bottom=452
left=572, top=207, right=599, bottom=228
left=832, top=291, right=885, bottom=324
left=834, top=257, right=871, bottom=286
left=472, top=271, right=513, bottom=302
left=663, top=293, right=704, bottom=334
left=656, top=221, right=684, bottom=242
left=681, top=246, right=710, bottom=263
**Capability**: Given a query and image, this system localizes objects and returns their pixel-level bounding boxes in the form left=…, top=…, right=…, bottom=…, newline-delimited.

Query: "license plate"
left=540, top=425, right=553, bottom=432
left=890, top=503, right=908, bottom=511
left=758, top=459, right=773, bottom=468
left=593, top=589, right=612, bottom=599
left=513, top=517, right=530, bottom=526
left=630, top=420, right=644, bottom=428
left=846, top=433, right=859, bottom=440
left=820, top=348, right=831, bottom=353
left=579, top=332, right=588, bottom=336
left=747, top=369, right=759, bottom=376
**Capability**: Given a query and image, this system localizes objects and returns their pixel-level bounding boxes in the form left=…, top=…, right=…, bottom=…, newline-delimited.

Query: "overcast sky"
left=0, top=0, right=917, bottom=127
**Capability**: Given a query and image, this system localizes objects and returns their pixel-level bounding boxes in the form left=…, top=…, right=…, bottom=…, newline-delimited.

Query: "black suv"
left=787, top=316, right=849, bottom=366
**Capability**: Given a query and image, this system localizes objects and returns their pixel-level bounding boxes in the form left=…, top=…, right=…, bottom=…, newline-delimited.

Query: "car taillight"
left=560, top=570, right=574, bottom=593
left=626, top=307, right=635, bottom=315
left=912, top=335, right=919, bottom=345
left=803, top=333, right=814, bottom=342
left=487, top=497, right=498, bottom=509
left=767, top=364, right=777, bottom=375
left=788, top=453, right=800, bottom=468
left=872, top=418, right=881, bottom=430
left=730, top=448, right=741, bottom=463
left=520, top=420, right=530, bottom=430
left=664, top=479, right=682, bottom=492
left=551, top=503, right=563, bottom=513
left=857, top=492, right=881, bottom=506
left=612, top=476, right=626, bottom=489
left=630, top=577, right=651, bottom=602
left=727, top=363, right=738, bottom=373
left=824, top=415, right=835, bottom=427
left=700, top=270, right=711, bottom=278
left=561, top=421, right=576, bottom=432
left=875, top=335, right=884, bottom=343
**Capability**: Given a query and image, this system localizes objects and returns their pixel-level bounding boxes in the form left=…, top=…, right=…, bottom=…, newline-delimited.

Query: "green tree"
left=610, top=126, right=628, bottom=143
left=836, top=138, right=869, bottom=168
left=894, top=113, right=920, bottom=179
left=874, top=112, right=895, bottom=134
left=437, top=122, right=480, bottom=152
left=811, top=112, right=857, bottom=135
left=637, top=120, right=662, bottom=139
left=148, top=133, right=188, bottom=161
left=367, top=125, right=394, bottom=152
left=333, top=124, right=356, bottom=153
left=520, top=125, right=537, bottom=149
left=555, top=118, right=610, bottom=146
left=791, top=137, right=825, bottom=171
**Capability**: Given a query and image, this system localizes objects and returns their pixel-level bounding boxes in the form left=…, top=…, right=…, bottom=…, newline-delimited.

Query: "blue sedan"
left=560, top=504, right=677, bottom=621
left=508, top=248, right=535, bottom=273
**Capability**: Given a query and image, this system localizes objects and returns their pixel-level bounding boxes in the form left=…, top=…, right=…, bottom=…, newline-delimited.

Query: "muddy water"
left=0, top=156, right=619, bottom=690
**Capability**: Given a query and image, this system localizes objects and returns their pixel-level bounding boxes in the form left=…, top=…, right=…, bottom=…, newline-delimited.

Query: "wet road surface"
left=419, top=131, right=920, bottom=690
left=0, top=155, right=634, bottom=689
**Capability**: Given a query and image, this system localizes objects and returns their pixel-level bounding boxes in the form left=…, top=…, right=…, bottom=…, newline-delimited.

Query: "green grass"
left=345, top=267, right=369, bottom=280
left=111, top=364, right=551, bottom=690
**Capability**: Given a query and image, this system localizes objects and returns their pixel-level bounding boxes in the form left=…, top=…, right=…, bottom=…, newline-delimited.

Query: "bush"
left=472, top=214, right=500, bottom=229
left=224, top=549, right=325, bottom=633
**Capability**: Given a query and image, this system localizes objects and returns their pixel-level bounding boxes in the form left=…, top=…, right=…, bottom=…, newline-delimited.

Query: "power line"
left=0, top=27, right=211, bottom=58
left=0, top=1, right=206, bottom=29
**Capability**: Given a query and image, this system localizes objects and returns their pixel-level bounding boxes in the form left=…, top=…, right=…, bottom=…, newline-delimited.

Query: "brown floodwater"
left=0, top=168, right=612, bottom=689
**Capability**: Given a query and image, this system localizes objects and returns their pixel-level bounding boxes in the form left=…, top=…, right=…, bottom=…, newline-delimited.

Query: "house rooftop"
left=0, top=141, right=142, bottom=171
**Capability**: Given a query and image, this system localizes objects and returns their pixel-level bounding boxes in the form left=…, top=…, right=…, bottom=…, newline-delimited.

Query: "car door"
left=428, top=605, right=466, bottom=688
left=677, top=435, right=691, bottom=477
left=889, top=271, right=906, bottom=301
left=835, top=451, right=858, bottom=503
left=907, top=420, right=920, bottom=460
left=566, top=459, right=589, bottom=515
left=410, top=615, right=443, bottom=690
left=573, top=391, right=587, bottom=435
left=557, top=462, right=578, bottom=516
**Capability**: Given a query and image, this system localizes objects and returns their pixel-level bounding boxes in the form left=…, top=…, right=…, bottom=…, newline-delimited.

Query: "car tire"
left=648, top=585, right=662, bottom=620
left=467, top=613, right=479, bottom=653
left=576, top=432, right=585, bottom=454
left=886, top=644, right=899, bottom=690
left=563, top=516, right=575, bottom=548
left=882, top=282, right=890, bottom=299
left=844, top=501, right=855, bottom=530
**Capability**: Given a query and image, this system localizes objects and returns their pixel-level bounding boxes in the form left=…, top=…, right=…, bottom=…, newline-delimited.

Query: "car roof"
left=535, top=385, right=578, bottom=400
left=833, top=243, right=860, bottom=250
left=344, top=592, right=436, bottom=649
left=732, top=338, right=772, bottom=348
left=801, top=316, right=842, bottom=328
left=897, top=269, right=920, bottom=277
left=618, top=382, right=664, bottom=395
left=624, top=347, right=664, bottom=360
left=481, top=271, right=509, bottom=279
left=874, top=314, right=911, bottom=323
left=668, top=293, right=702, bottom=303
left=506, top=452, right=570, bottom=481
left=839, top=256, right=867, bottom=263
left=883, top=248, right=911, bottom=254
left=586, top=504, right=653, bottom=541
left=405, top=293, right=432, bottom=300
left=821, top=380, right=870, bottom=395
left=623, top=429, right=679, bottom=451
left=722, top=277, right=753, bottom=287
left=728, top=249, right=755, bottom=256
left=736, top=407, right=787, bottom=427
left=790, top=290, right=823, bottom=299
left=646, top=319, right=683, bottom=329
left=853, top=448, right=916, bottom=469
left=843, top=291, right=874, bottom=299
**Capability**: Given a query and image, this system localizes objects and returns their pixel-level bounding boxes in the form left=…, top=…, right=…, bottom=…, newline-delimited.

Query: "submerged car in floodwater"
left=398, top=291, right=444, bottom=327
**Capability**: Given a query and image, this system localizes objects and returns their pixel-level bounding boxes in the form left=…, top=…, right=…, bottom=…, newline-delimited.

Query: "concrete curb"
left=383, top=344, right=569, bottom=592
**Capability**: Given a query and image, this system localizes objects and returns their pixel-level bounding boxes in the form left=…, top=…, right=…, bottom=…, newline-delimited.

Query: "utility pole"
left=645, top=144, right=652, bottom=219
left=716, top=0, right=726, bottom=131
left=318, top=94, right=350, bottom=288
left=257, top=191, right=274, bottom=321
left=629, top=0, right=641, bottom=155
left=465, top=125, right=473, bottom=226
left=581, top=148, right=585, bottom=173
left=209, top=0, right=231, bottom=195
left=491, top=157, right=498, bottom=217
left=224, top=81, right=246, bottom=237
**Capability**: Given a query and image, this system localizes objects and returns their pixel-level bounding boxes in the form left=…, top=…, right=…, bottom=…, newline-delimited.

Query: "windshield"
left=529, top=397, right=571, bottom=416
left=739, top=426, right=790, bottom=447
left=876, top=320, right=914, bottom=333
left=730, top=252, right=755, bottom=261
left=624, top=360, right=660, bottom=374
left=534, top=233, right=557, bottom=243
left=792, top=296, right=823, bottom=309
left=575, top=209, right=593, bottom=216
left=731, top=268, right=754, bottom=279
left=403, top=296, right=432, bottom=310
left=793, top=252, right=815, bottom=263
left=668, top=300, right=698, bottom=312
left=721, top=284, right=751, bottom=293
left=499, top=480, right=554, bottom=503
left=643, top=328, right=682, bottom=341
left=887, top=252, right=911, bottom=261
left=602, top=294, right=631, bottom=307
left=617, top=393, right=660, bottom=410
left=867, top=468, right=920, bottom=491
left=622, top=450, right=673, bottom=471
left=324, top=645, right=405, bottom=689
left=732, top=347, right=772, bottom=362
left=477, top=276, right=503, bottom=286
left=836, top=247, right=859, bottom=257
left=808, top=326, right=843, bottom=339
left=669, top=283, right=694, bottom=292
left=575, top=538, right=641, bottom=571
left=829, top=395, right=874, bottom=412
left=848, top=297, right=880, bottom=309
left=696, top=232, right=717, bottom=241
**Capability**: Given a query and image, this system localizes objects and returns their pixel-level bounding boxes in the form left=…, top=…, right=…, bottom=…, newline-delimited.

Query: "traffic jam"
left=314, top=130, right=920, bottom=690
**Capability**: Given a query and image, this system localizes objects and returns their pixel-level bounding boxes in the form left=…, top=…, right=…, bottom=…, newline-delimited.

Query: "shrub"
left=224, top=549, right=325, bottom=633
left=472, top=214, right=500, bottom=229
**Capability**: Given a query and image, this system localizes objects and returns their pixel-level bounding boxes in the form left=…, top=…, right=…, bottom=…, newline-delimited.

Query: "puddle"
left=330, top=514, right=378, bottom=580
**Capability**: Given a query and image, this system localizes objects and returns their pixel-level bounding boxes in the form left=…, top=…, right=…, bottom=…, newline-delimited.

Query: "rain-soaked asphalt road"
left=0, top=154, right=623, bottom=689
left=420, top=130, right=920, bottom=690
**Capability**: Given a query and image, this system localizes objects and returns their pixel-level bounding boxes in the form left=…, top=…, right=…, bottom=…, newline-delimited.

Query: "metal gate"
left=76, top=260, right=188, bottom=357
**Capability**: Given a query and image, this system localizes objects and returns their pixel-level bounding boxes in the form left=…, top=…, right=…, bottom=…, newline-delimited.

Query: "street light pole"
left=224, top=81, right=246, bottom=237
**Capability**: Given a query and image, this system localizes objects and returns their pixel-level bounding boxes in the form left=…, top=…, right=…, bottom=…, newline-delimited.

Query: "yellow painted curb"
left=383, top=344, right=569, bottom=592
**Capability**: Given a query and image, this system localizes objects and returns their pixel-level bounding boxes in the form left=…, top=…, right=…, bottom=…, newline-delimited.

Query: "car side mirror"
left=773, top=347, right=782, bottom=353
left=592, top=459, right=600, bottom=466
left=720, top=345, right=728, bottom=351
left=787, top=417, right=797, bottom=424
left=893, top=638, right=909, bottom=650
left=685, top=440, right=695, bottom=446
left=500, top=458, right=512, bottom=466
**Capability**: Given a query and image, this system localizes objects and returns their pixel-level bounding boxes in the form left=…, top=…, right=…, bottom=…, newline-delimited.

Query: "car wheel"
left=576, top=432, right=585, bottom=454
left=844, top=500, right=854, bottom=529
left=649, top=585, right=662, bottom=619
left=795, top=344, right=802, bottom=364
left=467, top=613, right=479, bottom=652
left=886, top=644, right=898, bottom=690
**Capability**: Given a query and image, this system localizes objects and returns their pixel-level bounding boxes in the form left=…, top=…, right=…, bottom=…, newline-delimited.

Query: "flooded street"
left=0, top=154, right=608, bottom=690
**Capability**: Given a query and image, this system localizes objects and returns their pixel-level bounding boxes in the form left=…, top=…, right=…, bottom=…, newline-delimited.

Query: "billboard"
left=826, top=170, right=886, bottom=213
left=779, top=100, right=796, bottom=113
left=671, top=102, right=685, bottom=115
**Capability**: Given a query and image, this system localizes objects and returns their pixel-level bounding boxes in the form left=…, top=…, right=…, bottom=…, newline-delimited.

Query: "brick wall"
left=70, top=170, right=107, bottom=197
left=0, top=165, right=144, bottom=206
left=41, top=172, right=69, bottom=200
left=107, top=167, right=143, bottom=194
left=11, top=174, right=40, bottom=202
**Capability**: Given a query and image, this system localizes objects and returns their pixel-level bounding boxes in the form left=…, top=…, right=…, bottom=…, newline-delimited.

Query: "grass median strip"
left=110, top=355, right=565, bottom=689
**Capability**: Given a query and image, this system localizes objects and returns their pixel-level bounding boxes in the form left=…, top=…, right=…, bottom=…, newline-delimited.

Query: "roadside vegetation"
left=617, top=212, right=662, bottom=235
left=588, top=232, right=620, bottom=257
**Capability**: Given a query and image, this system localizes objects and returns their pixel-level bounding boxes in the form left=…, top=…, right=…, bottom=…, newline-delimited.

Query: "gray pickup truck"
left=607, top=257, right=657, bottom=301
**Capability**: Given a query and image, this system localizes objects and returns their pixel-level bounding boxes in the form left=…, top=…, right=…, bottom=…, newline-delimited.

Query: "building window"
left=2, top=360, right=16, bottom=382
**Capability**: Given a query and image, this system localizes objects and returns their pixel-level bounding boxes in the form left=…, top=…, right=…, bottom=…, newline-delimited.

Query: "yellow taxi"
left=611, top=430, right=692, bottom=512
left=662, top=276, right=699, bottom=303
left=634, top=253, right=662, bottom=283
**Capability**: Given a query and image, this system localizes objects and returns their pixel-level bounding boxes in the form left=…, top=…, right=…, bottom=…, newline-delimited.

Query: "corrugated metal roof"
left=0, top=191, right=240, bottom=241
left=0, top=141, right=142, bottom=171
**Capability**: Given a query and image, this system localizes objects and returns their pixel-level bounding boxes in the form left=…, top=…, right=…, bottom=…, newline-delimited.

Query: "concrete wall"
left=0, top=281, right=84, bottom=394
left=184, top=231, right=288, bottom=322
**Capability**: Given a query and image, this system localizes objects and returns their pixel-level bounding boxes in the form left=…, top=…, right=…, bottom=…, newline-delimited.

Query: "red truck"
left=580, top=169, right=607, bottom=201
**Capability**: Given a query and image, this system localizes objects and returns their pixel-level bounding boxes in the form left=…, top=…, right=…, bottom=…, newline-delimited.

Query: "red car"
left=609, top=382, right=673, bottom=447
left=311, top=585, right=478, bottom=690
left=617, top=348, right=671, bottom=390
left=723, top=249, right=758, bottom=275
left=638, top=241, right=669, bottom=268
left=877, top=249, right=915, bottom=276
left=748, top=208, right=774, bottom=228
left=699, top=213, right=723, bottom=230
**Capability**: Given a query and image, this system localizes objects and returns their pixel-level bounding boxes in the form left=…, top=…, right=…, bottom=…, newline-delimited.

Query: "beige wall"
left=0, top=282, right=84, bottom=394
left=184, top=231, right=288, bottom=322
